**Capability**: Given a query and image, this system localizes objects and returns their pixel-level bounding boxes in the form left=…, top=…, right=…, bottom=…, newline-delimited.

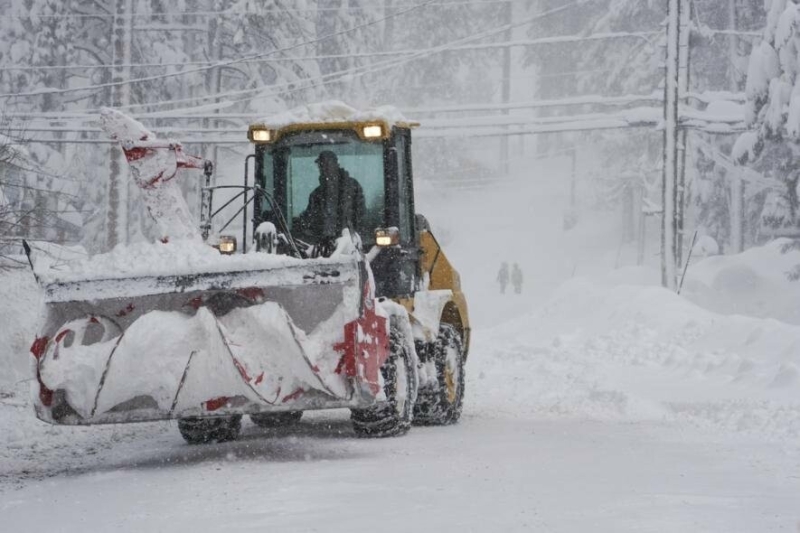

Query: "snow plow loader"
left=28, top=103, right=470, bottom=442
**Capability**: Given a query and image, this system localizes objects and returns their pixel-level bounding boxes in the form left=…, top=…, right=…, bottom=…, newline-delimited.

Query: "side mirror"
left=415, top=213, right=431, bottom=232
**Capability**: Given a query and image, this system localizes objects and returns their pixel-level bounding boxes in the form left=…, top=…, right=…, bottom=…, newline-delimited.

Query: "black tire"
left=413, top=323, right=465, bottom=426
left=178, top=415, right=242, bottom=444
left=351, top=323, right=418, bottom=438
left=250, top=411, right=303, bottom=428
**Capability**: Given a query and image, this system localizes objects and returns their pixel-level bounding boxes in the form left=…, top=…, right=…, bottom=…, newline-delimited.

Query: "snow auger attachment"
left=29, top=110, right=394, bottom=426
left=29, top=102, right=470, bottom=442
left=31, top=253, right=390, bottom=424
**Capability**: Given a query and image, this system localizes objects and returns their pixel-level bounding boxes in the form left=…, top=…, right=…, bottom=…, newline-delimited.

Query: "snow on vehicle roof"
left=257, top=100, right=416, bottom=130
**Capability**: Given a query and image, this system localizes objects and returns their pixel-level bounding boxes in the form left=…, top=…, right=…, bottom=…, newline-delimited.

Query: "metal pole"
left=676, top=0, right=691, bottom=267
left=728, top=0, right=745, bottom=253
left=500, top=0, right=512, bottom=175
left=662, top=0, right=680, bottom=290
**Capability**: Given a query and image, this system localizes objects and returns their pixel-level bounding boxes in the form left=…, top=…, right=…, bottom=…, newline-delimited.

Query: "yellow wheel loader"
left=27, top=102, right=469, bottom=442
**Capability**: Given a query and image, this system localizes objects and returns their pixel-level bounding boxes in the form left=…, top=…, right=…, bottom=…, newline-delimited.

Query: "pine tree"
left=733, top=0, right=800, bottom=234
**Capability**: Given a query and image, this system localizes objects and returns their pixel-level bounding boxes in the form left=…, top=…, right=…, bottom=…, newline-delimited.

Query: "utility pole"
left=204, top=16, right=222, bottom=217
left=499, top=0, right=512, bottom=176
left=107, top=0, right=133, bottom=249
left=662, top=0, right=681, bottom=290
left=728, top=0, right=745, bottom=253
left=675, top=0, right=691, bottom=267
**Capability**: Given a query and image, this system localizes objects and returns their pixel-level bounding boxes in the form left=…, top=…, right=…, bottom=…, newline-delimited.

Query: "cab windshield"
left=259, top=130, right=385, bottom=246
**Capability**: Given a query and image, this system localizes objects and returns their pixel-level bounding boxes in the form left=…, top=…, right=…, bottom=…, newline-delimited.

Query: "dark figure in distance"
left=497, top=261, right=509, bottom=294
left=295, top=150, right=366, bottom=247
left=511, top=263, right=523, bottom=295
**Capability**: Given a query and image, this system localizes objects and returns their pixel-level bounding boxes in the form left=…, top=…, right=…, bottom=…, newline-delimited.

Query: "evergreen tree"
left=734, top=0, right=800, bottom=234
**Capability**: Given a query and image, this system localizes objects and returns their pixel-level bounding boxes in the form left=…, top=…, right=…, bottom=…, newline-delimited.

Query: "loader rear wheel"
left=250, top=411, right=303, bottom=428
left=178, top=415, right=242, bottom=444
left=351, top=324, right=418, bottom=438
left=413, top=323, right=465, bottom=426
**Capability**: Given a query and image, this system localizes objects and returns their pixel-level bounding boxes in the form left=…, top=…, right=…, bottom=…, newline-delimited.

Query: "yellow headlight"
left=362, top=125, right=383, bottom=139
left=251, top=129, right=271, bottom=142
left=218, top=235, right=237, bottom=254
left=375, top=227, right=400, bottom=247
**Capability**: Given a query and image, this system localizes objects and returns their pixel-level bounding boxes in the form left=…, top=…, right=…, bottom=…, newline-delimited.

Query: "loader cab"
left=250, top=121, right=419, bottom=298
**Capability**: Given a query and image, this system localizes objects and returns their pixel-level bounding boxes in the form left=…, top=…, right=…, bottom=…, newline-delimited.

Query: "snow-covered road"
left=1, top=411, right=796, bottom=532
left=2, top=282, right=799, bottom=532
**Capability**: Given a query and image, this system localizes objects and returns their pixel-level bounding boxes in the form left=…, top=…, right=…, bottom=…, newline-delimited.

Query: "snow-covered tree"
left=734, top=0, right=800, bottom=233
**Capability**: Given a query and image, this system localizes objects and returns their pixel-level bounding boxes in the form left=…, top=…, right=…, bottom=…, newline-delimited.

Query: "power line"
left=4, top=0, right=526, bottom=20
left=0, top=0, right=439, bottom=100
left=0, top=31, right=660, bottom=73
left=115, top=1, right=585, bottom=113
left=1, top=89, right=744, bottom=123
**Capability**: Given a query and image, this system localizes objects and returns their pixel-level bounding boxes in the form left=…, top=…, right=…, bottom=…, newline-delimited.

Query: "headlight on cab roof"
left=218, top=235, right=237, bottom=255
left=362, top=124, right=384, bottom=139
left=248, top=125, right=273, bottom=143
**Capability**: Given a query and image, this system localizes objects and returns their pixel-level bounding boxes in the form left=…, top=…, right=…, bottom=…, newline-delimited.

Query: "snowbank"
left=0, top=268, right=39, bottom=390
left=681, top=238, right=800, bottom=324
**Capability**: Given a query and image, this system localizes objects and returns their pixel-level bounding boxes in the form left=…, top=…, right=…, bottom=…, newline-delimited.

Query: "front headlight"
left=218, top=235, right=237, bottom=255
left=375, top=227, right=400, bottom=247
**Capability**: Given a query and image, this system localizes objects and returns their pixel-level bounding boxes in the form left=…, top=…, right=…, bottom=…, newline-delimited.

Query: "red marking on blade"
left=160, top=237, right=169, bottom=244
left=254, top=372, right=265, bottom=386
left=38, top=375, right=53, bottom=407
left=236, top=287, right=265, bottom=302
left=116, top=303, right=135, bottom=317
left=55, top=330, right=71, bottom=344
left=203, top=397, right=230, bottom=411
left=30, top=336, right=49, bottom=360
left=231, top=357, right=252, bottom=382
left=311, top=365, right=320, bottom=373
left=282, top=388, right=304, bottom=403
left=334, top=354, right=348, bottom=375
left=30, top=337, right=54, bottom=406
left=333, top=283, right=389, bottom=396
left=187, top=297, right=203, bottom=310
left=143, top=170, right=167, bottom=189
left=122, top=146, right=149, bottom=162
left=89, top=316, right=100, bottom=324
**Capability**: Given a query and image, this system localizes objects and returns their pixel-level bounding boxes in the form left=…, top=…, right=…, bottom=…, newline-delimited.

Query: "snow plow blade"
left=30, top=255, right=391, bottom=425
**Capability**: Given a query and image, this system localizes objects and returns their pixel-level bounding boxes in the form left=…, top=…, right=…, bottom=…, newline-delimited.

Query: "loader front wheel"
left=178, top=415, right=242, bottom=444
left=250, top=411, right=303, bottom=428
left=413, top=323, right=465, bottom=426
left=350, top=324, right=418, bottom=438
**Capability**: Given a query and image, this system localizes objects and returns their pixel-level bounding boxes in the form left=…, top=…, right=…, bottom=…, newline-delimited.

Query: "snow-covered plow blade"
left=30, top=255, right=391, bottom=425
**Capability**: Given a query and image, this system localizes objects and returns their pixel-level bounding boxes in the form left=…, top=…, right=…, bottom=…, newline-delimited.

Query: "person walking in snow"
left=511, top=263, right=523, bottom=295
left=497, top=262, right=509, bottom=294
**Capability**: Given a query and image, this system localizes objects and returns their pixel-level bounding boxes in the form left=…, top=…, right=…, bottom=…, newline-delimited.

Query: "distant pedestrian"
left=511, top=263, right=523, bottom=294
left=497, top=262, right=509, bottom=294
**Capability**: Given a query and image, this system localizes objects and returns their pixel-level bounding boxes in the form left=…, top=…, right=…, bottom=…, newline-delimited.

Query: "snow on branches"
left=736, top=0, right=800, bottom=163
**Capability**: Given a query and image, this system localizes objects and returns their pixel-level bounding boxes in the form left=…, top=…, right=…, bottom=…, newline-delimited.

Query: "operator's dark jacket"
left=295, top=168, right=366, bottom=241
